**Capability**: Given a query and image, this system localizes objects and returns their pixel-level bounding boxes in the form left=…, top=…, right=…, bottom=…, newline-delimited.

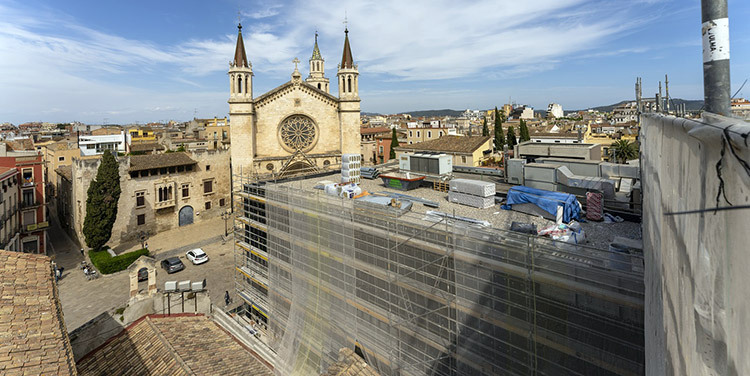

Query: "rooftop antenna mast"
left=665, top=74, right=671, bottom=113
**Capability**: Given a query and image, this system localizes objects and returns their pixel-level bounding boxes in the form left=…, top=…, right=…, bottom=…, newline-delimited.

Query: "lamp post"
left=221, top=211, right=231, bottom=237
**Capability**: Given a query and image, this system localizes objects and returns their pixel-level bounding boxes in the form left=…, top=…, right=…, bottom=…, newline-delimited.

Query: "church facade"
left=229, top=24, right=361, bottom=177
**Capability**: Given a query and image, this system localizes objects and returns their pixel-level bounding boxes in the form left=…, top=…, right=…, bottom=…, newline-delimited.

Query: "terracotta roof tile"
left=0, top=251, right=77, bottom=375
left=394, top=135, right=492, bottom=154
left=129, top=152, right=196, bottom=172
left=76, top=315, right=272, bottom=376
left=55, top=166, right=72, bottom=181
left=129, top=143, right=165, bottom=153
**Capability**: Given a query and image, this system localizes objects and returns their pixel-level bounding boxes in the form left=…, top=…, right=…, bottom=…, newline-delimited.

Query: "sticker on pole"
left=702, top=18, right=729, bottom=63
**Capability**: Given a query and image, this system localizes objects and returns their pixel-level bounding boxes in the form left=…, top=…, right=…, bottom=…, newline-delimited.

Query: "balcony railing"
left=21, top=200, right=40, bottom=209
left=154, top=198, right=176, bottom=209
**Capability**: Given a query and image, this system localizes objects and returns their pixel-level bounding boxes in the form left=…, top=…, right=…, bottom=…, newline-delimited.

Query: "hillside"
left=578, top=99, right=703, bottom=113
left=402, top=109, right=465, bottom=117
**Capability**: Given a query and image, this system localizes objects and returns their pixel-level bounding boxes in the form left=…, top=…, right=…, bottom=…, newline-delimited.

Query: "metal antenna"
left=665, top=74, right=670, bottom=113
left=343, top=10, right=348, bottom=31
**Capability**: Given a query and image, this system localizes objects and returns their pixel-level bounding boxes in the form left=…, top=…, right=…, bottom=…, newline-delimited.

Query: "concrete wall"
left=642, top=114, right=750, bottom=375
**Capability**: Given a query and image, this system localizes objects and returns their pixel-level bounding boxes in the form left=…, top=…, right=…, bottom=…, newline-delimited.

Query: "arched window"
left=244, top=74, right=249, bottom=94
left=318, top=83, right=321, bottom=90
left=347, top=76, right=352, bottom=93
left=158, top=187, right=163, bottom=202
left=238, top=76, right=243, bottom=94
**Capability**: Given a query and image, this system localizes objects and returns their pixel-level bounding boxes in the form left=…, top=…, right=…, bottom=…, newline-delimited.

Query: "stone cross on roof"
left=292, top=57, right=300, bottom=70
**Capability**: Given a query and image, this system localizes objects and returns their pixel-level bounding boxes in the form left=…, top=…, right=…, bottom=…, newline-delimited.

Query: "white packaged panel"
left=448, top=191, right=495, bottom=209
left=449, top=179, right=496, bottom=197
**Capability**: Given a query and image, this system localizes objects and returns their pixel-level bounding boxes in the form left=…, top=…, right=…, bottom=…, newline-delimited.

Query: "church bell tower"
left=337, top=27, right=360, bottom=155
left=228, top=23, right=255, bottom=174
left=306, top=32, right=330, bottom=93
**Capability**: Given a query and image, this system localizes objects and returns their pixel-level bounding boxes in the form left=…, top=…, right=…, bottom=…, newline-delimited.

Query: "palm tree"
left=610, top=140, right=638, bottom=163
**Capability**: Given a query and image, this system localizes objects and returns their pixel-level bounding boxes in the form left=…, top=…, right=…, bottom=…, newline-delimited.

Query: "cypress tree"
left=506, top=125, right=518, bottom=148
left=83, top=151, right=121, bottom=251
left=481, top=117, right=488, bottom=137
left=493, top=107, right=504, bottom=150
left=389, top=127, right=399, bottom=160
left=519, top=119, right=531, bottom=142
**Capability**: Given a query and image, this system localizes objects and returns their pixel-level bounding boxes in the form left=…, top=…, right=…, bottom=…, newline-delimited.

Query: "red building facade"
left=0, top=154, right=47, bottom=253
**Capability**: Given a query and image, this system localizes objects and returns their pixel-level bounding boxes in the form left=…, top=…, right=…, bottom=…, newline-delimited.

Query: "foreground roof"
left=129, top=152, right=196, bottom=172
left=76, top=314, right=272, bottom=376
left=395, top=135, right=492, bottom=154
left=0, top=250, right=77, bottom=375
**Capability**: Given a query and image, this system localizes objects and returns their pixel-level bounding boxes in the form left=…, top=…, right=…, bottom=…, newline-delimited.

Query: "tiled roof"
left=76, top=314, right=272, bottom=376
left=129, top=143, right=165, bottom=153
left=360, top=127, right=391, bottom=135
left=320, top=348, right=380, bottom=376
left=129, top=152, right=196, bottom=172
left=55, top=165, right=72, bottom=181
left=3, top=139, right=35, bottom=151
left=0, top=250, right=77, bottom=375
left=394, top=135, right=492, bottom=154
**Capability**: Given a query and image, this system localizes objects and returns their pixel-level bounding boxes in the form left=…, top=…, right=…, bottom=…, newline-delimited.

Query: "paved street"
left=49, top=202, right=239, bottom=332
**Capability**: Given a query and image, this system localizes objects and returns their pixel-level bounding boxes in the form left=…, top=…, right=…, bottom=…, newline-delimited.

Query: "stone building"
left=68, top=150, right=230, bottom=248
left=229, top=24, right=360, bottom=176
left=0, top=167, right=20, bottom=252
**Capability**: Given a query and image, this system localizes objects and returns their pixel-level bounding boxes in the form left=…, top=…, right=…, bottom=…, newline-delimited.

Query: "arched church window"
left=347, top=77, right=352, bottom=93
left=238, top=76, right=243, bottom=94
left=244, top=74, right=249, bottom=94
left=318, top=83, right=321, bottom=90
left=278, top=115, right=317, bottom=152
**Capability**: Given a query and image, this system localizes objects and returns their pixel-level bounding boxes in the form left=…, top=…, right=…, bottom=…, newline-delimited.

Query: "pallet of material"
left=448, top=191, right=495, bottom=209
left=449, top=179, right=495, bottom=197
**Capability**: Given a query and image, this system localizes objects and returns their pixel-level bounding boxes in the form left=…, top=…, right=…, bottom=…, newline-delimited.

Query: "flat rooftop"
left=275, top=169, right=641, bottom=250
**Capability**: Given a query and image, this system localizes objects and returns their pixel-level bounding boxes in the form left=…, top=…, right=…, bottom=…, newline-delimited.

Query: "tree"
left=519, top=119, right=531, bottom=142
left=481, top=117, right=489, bottom=137
left=610, top=140, right=638, bottom=163
left=389, top=127, right=400, bottom=160
left=83, top=151, right=121, bottom=251
left=493, top=107, right=504, bottom=150
left=506, top=125, right=517, bottom=148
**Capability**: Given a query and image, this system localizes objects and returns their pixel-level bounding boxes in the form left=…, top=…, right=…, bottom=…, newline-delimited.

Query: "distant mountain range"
left=571, top=98, right=704, bottom=113
left=364, top=99, right=705, bottom=118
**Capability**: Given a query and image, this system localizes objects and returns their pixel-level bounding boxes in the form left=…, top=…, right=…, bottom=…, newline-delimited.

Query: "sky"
left=0, top=0, right=749, bottom=124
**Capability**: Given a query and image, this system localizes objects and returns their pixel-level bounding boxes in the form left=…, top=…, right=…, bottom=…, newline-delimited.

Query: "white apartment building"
left=79, top=132, right=126, bottom=156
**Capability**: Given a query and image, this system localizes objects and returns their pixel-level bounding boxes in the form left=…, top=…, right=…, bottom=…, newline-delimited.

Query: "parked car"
left=161, top=257, right=185, bottom=274
left=186, top=248, right=209, bottom=265
left=137, top=267, right=148, bottom=282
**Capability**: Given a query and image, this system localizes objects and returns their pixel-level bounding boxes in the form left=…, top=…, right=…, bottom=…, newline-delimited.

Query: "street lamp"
left=221, top=210, right=231, bottom=237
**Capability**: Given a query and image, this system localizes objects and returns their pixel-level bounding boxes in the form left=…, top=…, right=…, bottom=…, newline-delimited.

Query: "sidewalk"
left=113, top=216, right=231, bottom=256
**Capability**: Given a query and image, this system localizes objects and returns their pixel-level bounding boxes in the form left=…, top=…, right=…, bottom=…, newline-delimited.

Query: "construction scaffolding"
left=233, top=172, right=645, bottom=376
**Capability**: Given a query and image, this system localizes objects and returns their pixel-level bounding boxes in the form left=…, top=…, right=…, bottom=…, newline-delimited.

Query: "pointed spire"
left=340, top=28, right=354, bottom=69
left=233, top=23, right=249, bottom=68
left=311, top=31, right=322, bottom=60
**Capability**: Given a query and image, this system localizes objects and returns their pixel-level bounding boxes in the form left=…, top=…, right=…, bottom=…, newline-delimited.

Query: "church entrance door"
left=179, top=206, right=194, bottom=227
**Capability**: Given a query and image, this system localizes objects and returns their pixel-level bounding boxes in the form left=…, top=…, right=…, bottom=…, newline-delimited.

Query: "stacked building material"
left=361, top=167, right=380, bottom=179
left=447, top=179, right=496, bottom=209
left=341, top=154, right=361, bottom=183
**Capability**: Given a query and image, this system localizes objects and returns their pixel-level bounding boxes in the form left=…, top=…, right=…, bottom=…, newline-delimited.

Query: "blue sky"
left=0, top=0, right=748, bottom=124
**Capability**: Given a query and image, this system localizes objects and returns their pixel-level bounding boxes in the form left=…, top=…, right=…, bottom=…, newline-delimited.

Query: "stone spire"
left=340, top=28, right=354, bottom=69
left=233, top=23, right=249, bottom=68
left=307, top=31, right=329, bottom=93
left=311, top=32, right=322, bottom=60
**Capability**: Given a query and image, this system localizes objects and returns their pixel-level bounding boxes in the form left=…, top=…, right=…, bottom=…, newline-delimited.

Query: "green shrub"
left=90, top=248, right=149, bottom=274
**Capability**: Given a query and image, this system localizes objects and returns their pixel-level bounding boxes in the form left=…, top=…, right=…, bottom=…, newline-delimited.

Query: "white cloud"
left=0, top=0, right=671, bottom=122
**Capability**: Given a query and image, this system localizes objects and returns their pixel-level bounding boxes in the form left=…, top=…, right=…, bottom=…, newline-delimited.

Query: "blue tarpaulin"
left=501, top=186, right=582, bottom=223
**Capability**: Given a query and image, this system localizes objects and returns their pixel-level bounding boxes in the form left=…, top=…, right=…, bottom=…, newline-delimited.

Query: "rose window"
left=279, top=115, right=317, bottom=152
